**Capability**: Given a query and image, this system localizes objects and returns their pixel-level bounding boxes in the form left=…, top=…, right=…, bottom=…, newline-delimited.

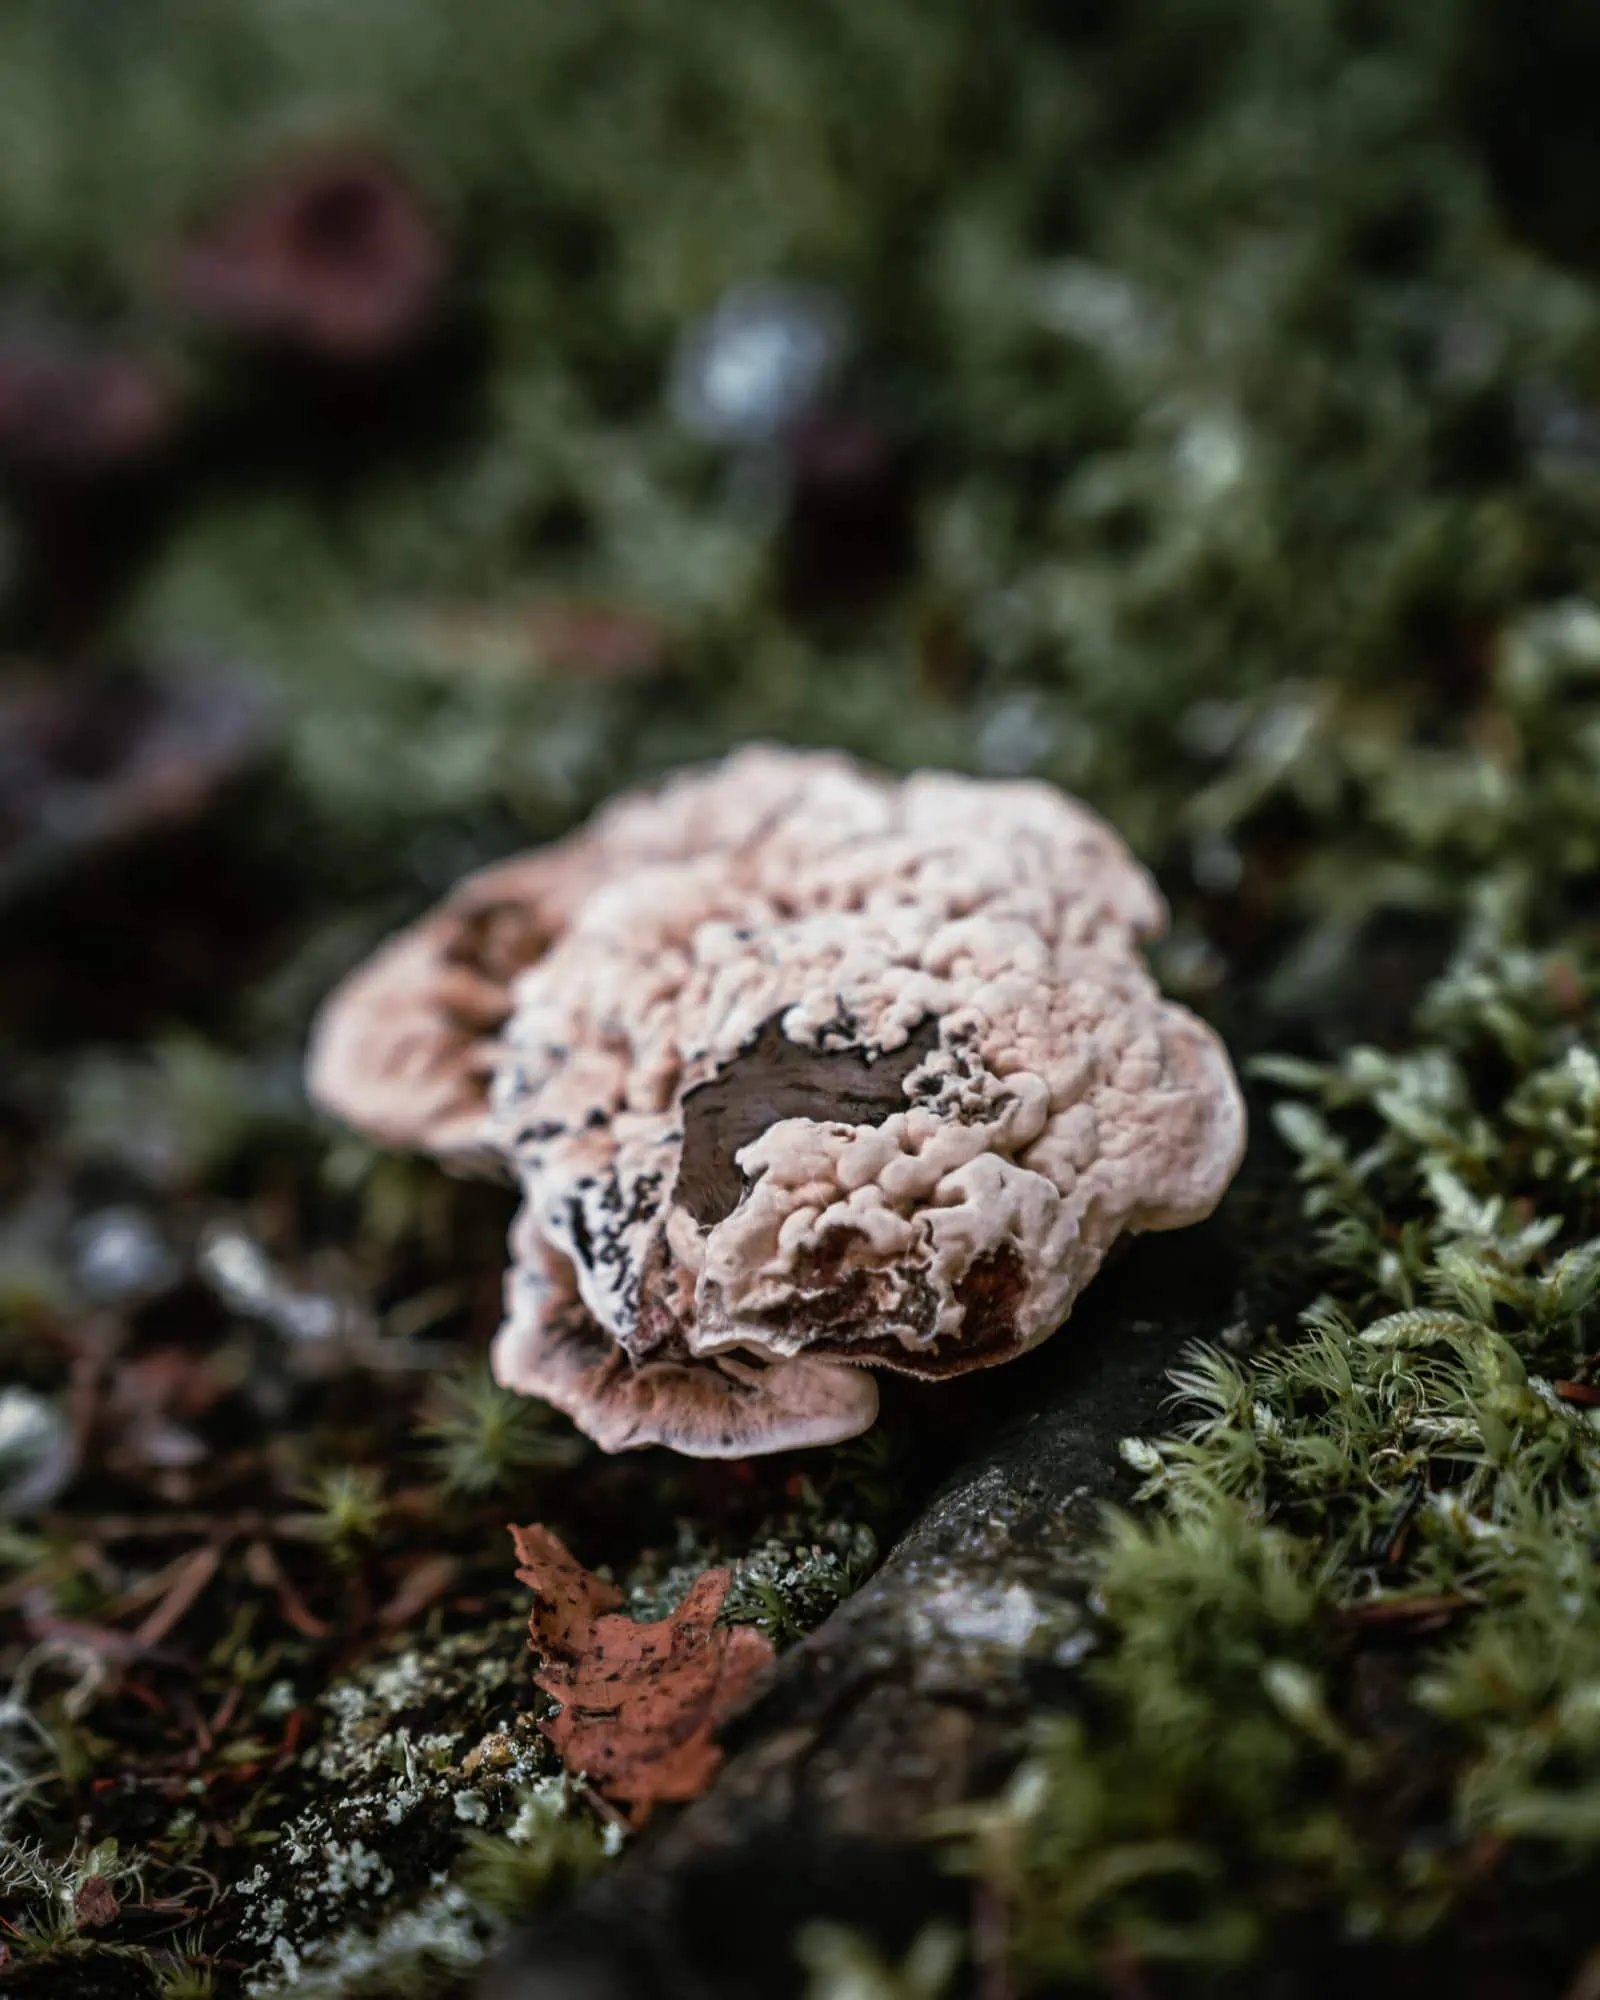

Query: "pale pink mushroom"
left=306, top=750, right=854, bottom=1163
left=308, top=748, right=1246, bottom=1457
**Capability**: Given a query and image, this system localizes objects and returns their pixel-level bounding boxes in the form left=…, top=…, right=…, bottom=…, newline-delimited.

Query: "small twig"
left=209, top=1685, right=242, bottom=1737
left=243, top=1539, right=331, bottom=1638
left=376, top=1552, right=460, bottom=1630
left=1337, top=1591, right=1477, bottom=1632
left=15, top=1617, right=190, bottom=1715
left=102, top=1545, right=213, bottom=1622
left=42, top=1509, right=328, bottom=1544
left=134, top=1545, right=221, bottom=1648
left=1366, top=1470, right=1428, bottom=1567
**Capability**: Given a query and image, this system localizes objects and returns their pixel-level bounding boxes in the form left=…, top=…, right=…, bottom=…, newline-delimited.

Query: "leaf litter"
left=510, top=1521, right=775, bottom=1825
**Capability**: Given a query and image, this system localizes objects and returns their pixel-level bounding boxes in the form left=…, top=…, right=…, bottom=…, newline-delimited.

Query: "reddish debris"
left=376, top=1551, right=460, bottom=1630
left=408, top=598, right=673, bottom=685
left=0, top=340, right=175, bottom=484
left=0, top=661, right=267, bottom=906
left=511, top=1521, right=774, bottom=1824
left=74, top=1875, right=120, bottom=1930
left=174, top=149, right=448, bottom=362
left=522, top=601, right=672, bottom=682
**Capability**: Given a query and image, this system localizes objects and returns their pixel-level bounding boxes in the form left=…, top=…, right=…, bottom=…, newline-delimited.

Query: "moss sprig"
left=966, top=908, right=1600, bottom=1985
left=416, top=1363, right=585, bottom=1498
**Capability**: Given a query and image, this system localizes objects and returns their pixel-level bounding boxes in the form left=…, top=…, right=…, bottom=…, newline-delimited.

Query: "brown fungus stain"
left=672, top=1013, right=940, bottom=1227
left=440, top=895, right=553, bottom=988
left=800, top=1243, right=1030, bottom=1378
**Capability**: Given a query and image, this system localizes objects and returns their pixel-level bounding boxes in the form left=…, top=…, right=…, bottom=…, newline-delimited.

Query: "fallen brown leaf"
left=510, top=1523, right=774, bottom=1824
left=74, top=1874, right=119, bottom=1929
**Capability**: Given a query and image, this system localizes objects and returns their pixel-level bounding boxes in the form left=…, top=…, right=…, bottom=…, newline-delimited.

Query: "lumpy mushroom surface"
left=308, top=747, right=1246, bottom=1457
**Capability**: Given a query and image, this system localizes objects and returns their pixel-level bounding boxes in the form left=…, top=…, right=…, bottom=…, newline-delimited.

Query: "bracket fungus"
left=308, top=748, right=1245, bottom=1457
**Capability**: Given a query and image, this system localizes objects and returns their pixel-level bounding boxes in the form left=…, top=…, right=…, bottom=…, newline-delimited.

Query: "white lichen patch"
left=245, top=1881, right=483, bottom=2000
left=913, top=1581, right=1050, bottom=1652
left=904, top=1570, right=1092, bottom=1676
left=624, top=1516, right=879, bottom=1637
left=235, top=1617, right=563, bottom=1989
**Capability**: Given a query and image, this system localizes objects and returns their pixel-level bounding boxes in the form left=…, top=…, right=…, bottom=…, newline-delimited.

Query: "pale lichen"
left=233, top=1618, right=570, bottom=1991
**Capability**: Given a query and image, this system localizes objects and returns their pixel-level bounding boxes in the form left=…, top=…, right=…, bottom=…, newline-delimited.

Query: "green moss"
left=958, top=902, right=1600, bottom=1985
left=416, top=1362, right=585, bottom=1498
left=458, top=1776, right=617, bottom=1920
left=623, top=1515, right=878, bottom=1644
left=795, top=1920, right=964, bottom=2000
left=299, top=1466, right=389, bottom=1556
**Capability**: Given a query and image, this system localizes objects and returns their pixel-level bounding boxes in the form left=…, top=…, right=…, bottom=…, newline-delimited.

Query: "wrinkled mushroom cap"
left=309, top=748, right=1246, bottom=1457
left=305, top=844, right=601, bottom=1168
left=307, top=751, right=874, bottom=1164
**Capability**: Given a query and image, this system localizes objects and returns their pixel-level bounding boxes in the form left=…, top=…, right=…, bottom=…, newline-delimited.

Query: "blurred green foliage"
left=0, top=0, right=1595, bottom=915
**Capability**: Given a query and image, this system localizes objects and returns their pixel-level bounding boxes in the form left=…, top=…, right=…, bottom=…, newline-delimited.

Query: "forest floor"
left=7, top=3, right=1600, bottom=1995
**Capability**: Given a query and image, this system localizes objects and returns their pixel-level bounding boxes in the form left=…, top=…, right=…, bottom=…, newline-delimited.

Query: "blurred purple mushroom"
left=780, top=407, right=914, bottom=612
left=669, top=283, right=913, bottom=608
left=173, top=149, right=448, bottom=363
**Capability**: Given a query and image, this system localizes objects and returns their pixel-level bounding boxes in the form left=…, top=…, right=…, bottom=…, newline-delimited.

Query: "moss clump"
left=458, top=1776, right=618, bottom=1921
left=959, top=901, right=1600, bottom=1985
left=623, top=1514, right=879, bottom=1644
left=415, top=1361, right=586, bottom=1497
left=796, top=1919, right=964, bottom=2000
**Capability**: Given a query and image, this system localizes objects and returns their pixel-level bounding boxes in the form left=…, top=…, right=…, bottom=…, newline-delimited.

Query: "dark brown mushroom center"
left=441, top=897, right=552, bottom=985
left=290, top=175, right=390, bottom=267
left=673, top=1013, right=939, bottom=1227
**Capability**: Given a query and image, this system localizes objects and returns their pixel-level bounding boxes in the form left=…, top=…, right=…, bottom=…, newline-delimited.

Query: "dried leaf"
left=510, top=1523, right=774, bottom=1822
left=74, top=1874, right=119, bottom=1929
